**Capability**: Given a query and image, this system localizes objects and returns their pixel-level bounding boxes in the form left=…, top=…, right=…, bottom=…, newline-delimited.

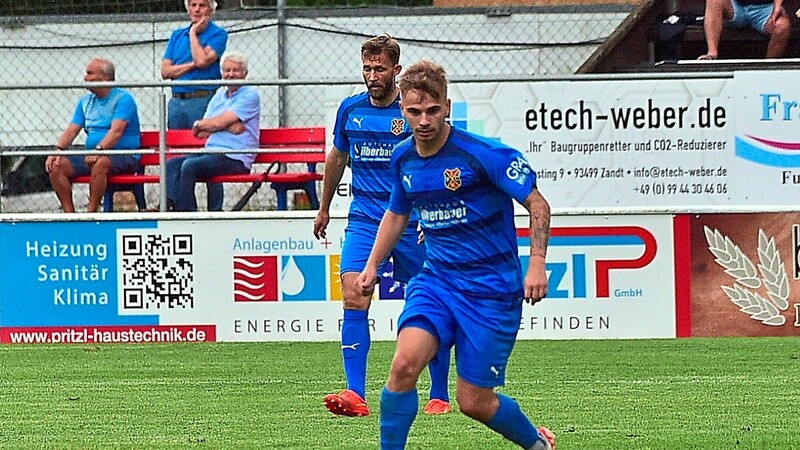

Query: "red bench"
left=71, top=127, right=326, bottom=212
left=207, top=127, right=325, bottom=211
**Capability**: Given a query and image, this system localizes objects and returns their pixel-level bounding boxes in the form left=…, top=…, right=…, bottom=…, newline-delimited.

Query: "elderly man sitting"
left=165, top=50, right=261, bottom=211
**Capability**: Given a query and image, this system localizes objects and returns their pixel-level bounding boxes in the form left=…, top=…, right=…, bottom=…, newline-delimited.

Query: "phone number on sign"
left=635, top=183, right=727, bottom=195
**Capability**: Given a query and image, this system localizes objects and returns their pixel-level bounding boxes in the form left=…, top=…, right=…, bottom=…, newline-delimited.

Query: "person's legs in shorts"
left=94, top=154, right=141, bottom=212
left=324, top=221, right=385, bottom=416
left=47, top=155, right=84, bottom=212
left=71, top=154, right=136, bottom=212
left=380, top=274, right=454, bottom=448
left=392, top=233, right=452, bottom=412
left=452, top=291, right=554, bottom=449
left=699, top=0, right=737, bottom=59
left=742, top=3, right=791, bottom=57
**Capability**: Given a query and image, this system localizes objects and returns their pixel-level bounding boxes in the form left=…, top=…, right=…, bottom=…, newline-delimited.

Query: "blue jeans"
left=167, top=94, right=223, bottom=210
left=166, top=154, right=249, bottom=211
left=167, top=95, right=213, bottom=129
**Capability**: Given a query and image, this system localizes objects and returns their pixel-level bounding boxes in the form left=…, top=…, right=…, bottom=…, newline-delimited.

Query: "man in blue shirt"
left=166, top=51, right=260, bottom=212
left=162, top=0, right=228, bottom=210
left=162, top=0, right=228, bottom=129
left=45, top=57, right=141, bottom=213
left=357, top=60, right=556, bottom=450
left=313, top=35, right=451, bottom=417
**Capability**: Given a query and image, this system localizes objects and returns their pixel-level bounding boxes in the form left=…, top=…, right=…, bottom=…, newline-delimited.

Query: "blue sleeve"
left=230, top=89, right=260, bottom=122
left=332, top=101, right=349, bottom=154
left=70, top=97, right=86, bottom=127
left=387, top=150, right=413, bottom=215
left=112, top=93, right=138, bottom=124
left=206, top=26, right=227, bottom=57
left=482, top=146, right=537, bottom=203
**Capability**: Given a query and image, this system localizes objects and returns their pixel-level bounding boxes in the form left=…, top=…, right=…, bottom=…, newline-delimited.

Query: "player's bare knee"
left=389, top=353, right=424, bottom=386
left=455, top=382, right=497, bottom=421
left=342, top=290, right=370, bottom=310
left=341, top=274, right=371, bottom=310
left=456, top=393, right=493, bottom=421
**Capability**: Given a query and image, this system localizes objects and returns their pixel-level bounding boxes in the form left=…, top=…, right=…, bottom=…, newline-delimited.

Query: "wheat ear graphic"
left=756, top=229, right=790, bottom=310
left=703, top=226, right=788, bottom=326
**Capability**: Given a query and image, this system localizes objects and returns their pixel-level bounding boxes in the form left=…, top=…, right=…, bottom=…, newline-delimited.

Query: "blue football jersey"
left=389, top=127, right=537, bottom=298
left=333, top=92, right=411, bottom=224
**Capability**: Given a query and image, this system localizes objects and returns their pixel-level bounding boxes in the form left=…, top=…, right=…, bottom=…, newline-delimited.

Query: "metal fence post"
left=159, top=90, right=168, bottom=212
left=277, top=0, right=287, bottom=127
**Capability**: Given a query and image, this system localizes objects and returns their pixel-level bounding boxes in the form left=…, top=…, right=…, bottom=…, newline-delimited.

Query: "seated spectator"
left=166, top=51, right=260, bottom=211
left=699, top=0, right=791, bottom=60
left=45, top=57, right=141, bottom=213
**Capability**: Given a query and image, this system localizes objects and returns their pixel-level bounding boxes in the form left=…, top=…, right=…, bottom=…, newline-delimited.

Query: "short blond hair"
left=399, top=60, right=447, bottom=101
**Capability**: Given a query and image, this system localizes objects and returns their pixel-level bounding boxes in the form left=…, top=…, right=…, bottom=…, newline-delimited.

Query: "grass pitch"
left=1, top=338, right=798, bottom=449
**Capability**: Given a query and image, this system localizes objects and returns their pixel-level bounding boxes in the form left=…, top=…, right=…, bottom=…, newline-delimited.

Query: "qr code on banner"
left=120, top=234, right=195, bottom=309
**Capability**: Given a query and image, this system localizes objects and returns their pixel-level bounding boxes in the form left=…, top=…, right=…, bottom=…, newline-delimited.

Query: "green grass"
left=1, top=338, right=799, bottom=449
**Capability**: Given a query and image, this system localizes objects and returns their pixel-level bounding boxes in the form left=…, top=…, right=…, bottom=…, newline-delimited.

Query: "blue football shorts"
left=69, top=154, right=139, bottom=177
left=728, top=0, right=776, bottom=34
left=339, top=219, right=425, bottom=283
left=399, top=270, right=523, bottom=388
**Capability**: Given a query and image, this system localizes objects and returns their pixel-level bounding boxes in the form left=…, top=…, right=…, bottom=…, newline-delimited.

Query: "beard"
left=368, top=83, right=390, bottom=101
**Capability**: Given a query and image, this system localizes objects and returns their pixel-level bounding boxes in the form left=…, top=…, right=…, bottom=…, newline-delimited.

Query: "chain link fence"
left=0, top=3, right=633, bottom=213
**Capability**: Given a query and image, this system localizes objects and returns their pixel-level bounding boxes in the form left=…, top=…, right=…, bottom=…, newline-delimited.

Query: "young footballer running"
left=357, top=60, right=556, bottom=450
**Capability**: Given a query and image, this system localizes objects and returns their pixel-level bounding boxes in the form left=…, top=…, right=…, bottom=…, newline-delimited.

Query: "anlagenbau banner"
left=0, top=214, right=677, bottom=344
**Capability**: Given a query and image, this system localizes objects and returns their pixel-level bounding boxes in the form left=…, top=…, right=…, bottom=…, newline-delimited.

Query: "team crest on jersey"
left=391, top=118, right=405, bottom=136
left=444, top=168, right=462, bottom=191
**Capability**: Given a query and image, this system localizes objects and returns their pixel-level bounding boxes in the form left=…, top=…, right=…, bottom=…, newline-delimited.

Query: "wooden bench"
left=71, top=127, right=326, bottom=212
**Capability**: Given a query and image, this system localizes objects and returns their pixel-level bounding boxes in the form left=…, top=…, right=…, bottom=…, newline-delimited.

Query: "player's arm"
left=313, top=146, right=349, bottom=239
left=356, top=209, right=410, bottom=296
left=521, top=187, right=551, bottom=304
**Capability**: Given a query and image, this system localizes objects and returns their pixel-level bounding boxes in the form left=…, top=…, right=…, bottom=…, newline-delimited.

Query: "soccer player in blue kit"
left=356, top=60, right=556, bottom=449
left=313, top=35, right=451, bottom=417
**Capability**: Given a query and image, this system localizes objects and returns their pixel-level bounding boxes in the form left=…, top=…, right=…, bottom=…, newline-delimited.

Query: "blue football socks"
left=341, top=309, right=370, bottom=399
left=380, top=387, right=418, bottom=449
left=427, top=346, right=451, bottom=402
left=484, top=393, right=542, bottom=448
